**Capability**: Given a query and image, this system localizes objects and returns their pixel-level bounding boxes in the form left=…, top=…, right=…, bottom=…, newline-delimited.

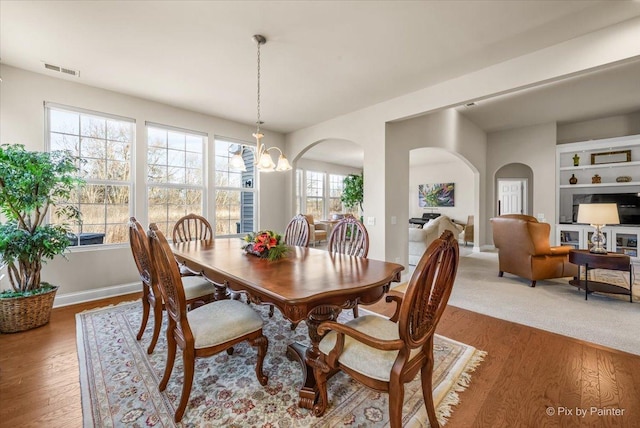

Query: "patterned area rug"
left=77, top=301, right=485, bottom=427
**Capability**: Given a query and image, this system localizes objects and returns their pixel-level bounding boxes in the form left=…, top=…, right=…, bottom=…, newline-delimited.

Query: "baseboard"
left=53, top=282, right=140, bottom=308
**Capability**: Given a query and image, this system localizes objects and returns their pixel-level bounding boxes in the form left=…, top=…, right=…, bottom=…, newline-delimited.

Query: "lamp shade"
left=577, top=203, right=620, bottom=225
left=275, top=155, right=292, bottom=171
left=229, top=152, right=248, bottom=172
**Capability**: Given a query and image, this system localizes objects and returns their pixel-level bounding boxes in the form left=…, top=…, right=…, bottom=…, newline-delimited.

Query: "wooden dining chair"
left=327, top=216, right=369, bottom=317
left=312, top=230, right=459, bottom=428
left=128, top=217, right=216, bottom=354
left=147, top=223, right=269, bottom=422
left=173, top=213, right=237, bottom=300
left=284, top=214, right=311, bottom=247
left=172, top=213, right=213, bottom=276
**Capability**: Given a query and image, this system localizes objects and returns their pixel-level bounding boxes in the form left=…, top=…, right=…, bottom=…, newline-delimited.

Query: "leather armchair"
left=303, top=214, right=328, bottom=245
left=490, top=214, right=577, bottom=287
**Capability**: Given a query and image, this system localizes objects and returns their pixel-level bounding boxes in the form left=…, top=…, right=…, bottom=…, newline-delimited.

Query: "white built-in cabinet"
left=556, top=134, right=640, bottom=258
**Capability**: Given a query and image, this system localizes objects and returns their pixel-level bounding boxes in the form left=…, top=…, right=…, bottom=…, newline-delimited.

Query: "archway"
left=291, top=138, right=363, bottom=222
left=494, top=163, right=533, bottom=218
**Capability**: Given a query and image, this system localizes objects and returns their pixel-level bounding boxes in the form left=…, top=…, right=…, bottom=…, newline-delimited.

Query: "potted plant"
left=0, top=144, right=82, bottom=333
left=341, top=173, right=364, bottom=215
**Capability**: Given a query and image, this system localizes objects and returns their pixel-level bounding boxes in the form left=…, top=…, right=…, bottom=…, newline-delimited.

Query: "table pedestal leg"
left=286, top=305, right=341, bottom=410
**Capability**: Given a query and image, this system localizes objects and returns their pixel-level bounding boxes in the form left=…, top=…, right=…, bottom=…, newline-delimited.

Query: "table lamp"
left=576, top=203, right=620, bottom=254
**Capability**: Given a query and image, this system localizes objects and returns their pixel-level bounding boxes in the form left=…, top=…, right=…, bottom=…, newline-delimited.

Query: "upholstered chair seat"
left=187, top=300, right=264, bottom=349
left=319, top=315, right=421, bottom=382
left=182, top=276, right=217, bottom=301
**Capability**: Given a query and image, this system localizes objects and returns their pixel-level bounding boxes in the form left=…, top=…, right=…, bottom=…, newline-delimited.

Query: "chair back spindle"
left=173, top=213, right=213, bottom=243
left=327, top=216, right=369, bottom=257
left=284, top=214, right=311, bottom=247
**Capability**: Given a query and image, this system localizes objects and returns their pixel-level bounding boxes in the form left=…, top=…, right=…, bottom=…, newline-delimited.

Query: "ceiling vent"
left=464, top=102, right=477, bottom=108
left=44, top=62, right=80, bottom=77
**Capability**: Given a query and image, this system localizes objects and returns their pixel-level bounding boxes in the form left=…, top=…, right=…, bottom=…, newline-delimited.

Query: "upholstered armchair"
left=490, top=214, right=577, bottom=287
left=303, top=214, right=328, bottom=245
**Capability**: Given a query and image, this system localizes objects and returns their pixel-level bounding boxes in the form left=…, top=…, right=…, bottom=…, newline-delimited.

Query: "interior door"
left=498, top=179, right=526, bottom=215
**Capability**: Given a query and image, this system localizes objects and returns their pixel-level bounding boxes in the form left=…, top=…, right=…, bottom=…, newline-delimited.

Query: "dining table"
left=171, top=237, right=404, bottom=410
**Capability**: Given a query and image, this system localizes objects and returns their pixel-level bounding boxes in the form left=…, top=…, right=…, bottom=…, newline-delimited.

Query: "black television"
left=573, top=193, right=640, bottom=225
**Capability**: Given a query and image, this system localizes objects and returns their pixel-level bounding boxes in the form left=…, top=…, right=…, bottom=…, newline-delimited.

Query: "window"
left=147, top=124, right=205, bottom=237
left=46, top=103, right=134, bottom=245
left=214, top=138, right=256, bottom=236
left=305, top=171, right=325, bottom=219
left=295, top=169, right=303, bottom=214
left=329, top=174, right=346, bottom=215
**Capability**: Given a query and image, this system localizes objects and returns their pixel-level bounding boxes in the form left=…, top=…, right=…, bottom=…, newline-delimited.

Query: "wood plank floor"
left=1, top=292, right=638, bottom=427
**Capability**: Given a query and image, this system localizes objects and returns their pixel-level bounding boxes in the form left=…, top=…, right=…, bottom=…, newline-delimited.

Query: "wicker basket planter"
left=0, top=286, right=59, bottom=333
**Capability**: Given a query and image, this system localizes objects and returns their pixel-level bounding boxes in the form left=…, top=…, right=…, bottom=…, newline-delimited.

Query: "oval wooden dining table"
left=171, top=238, right=404, bottom=410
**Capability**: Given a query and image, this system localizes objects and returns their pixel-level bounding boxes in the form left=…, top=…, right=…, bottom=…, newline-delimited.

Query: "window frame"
left=146, top=122, right=207, bottom=239
left=45, top=102, right=135, bottom=250
left=213, top=136, right=258, bottom=238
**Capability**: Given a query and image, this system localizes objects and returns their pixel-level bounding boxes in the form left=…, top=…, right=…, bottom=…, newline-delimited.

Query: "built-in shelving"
left=555, top=134, right=640, bottom=256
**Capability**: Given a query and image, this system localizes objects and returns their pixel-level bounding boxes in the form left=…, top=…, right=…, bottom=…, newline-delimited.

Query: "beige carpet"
left=396, top=251, right=640, bottom=356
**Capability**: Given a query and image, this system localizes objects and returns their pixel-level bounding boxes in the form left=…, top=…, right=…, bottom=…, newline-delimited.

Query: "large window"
left=46, top=103, right=134, bottom=245
left=305, top=171, right=325, bottom=219
left=329, top=174, right=346, bottom=215
left=214, top=138, right=256, bottom=236
left=147, top=124, right=205, bottom=237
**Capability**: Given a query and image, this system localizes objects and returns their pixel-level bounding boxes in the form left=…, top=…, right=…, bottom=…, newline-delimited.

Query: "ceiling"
left=3, top=2, right=640, bottom=171
left=2, top=1, right=640, bottom=136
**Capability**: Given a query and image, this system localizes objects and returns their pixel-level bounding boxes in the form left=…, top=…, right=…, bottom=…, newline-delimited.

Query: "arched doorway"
left=495, top=163, right=533, bottom=217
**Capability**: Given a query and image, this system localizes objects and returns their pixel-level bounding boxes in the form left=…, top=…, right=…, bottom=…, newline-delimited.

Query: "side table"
left=568, top=249, right=633, bottom=302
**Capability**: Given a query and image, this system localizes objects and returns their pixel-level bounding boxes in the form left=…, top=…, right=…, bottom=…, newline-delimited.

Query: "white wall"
left=386, top=109, right=486, bottom=265
left=557, top=111, right=640, bottom=144
left=0, top=65, right=288, bottom=304
left=409, top=155, right=475, bottom=223
left=486, top=123, right=557, bottom=244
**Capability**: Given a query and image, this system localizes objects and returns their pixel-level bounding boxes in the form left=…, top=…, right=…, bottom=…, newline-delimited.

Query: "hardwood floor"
left=1, top=292, right=638, bottom=427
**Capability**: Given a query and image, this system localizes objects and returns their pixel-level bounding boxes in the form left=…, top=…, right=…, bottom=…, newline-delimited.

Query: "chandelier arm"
left=264, top=146, right=284, bottom=156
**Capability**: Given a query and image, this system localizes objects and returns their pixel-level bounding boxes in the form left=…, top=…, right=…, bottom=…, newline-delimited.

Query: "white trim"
left=53, top=282, right=140, bottom=308
left=145, top=121, right=207, bottom=137
left=45, top=101, right=135, bottom=123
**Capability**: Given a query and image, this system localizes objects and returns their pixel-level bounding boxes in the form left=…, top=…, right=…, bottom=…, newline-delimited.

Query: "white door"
left=498, top=179, right=526, bottom=215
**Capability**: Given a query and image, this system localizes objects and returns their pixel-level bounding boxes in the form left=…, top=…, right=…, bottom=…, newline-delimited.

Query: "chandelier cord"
left=256, top=38, right=261, bottom=136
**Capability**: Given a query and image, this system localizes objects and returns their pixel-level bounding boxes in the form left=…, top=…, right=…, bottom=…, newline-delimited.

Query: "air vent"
left=464, top=102, right=477, bottom=108
left=43, top=62, right=80, bottom=77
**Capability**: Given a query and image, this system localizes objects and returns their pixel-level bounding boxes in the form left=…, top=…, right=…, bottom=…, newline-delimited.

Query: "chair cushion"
left=187, top=300, right=263, bottom=349
left=181, top=276, right=216, bottom=301
left=318, top=315, right=420, bottom=382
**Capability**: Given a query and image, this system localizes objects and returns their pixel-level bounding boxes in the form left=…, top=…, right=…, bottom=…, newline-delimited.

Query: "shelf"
left=559, top=181, right=640, bottom=188
left=559, top=160, right=640, bottom=171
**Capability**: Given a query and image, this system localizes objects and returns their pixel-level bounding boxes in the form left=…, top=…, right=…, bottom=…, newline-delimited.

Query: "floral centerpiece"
left=242, top=230, right=289, bottom=261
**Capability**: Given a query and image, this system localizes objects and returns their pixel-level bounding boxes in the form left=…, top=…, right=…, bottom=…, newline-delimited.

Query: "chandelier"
left=230, top=35, right=292, bottom=173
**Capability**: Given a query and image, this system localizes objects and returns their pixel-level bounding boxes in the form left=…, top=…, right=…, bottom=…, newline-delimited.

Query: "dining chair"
left=273, top=214, right=311, bottom=323
left=128, top=217, right=216, bottom=354
left=284, top=214, right=311, bottom=247
left=327, top=216, right=369, bottom=318
left=147, top=223, right=269, bottom=422
left=312, top=230, right=459, bottom=428
left=172, top=213, right=213, bottom=276
left=173, top=213, right=238, bottom=300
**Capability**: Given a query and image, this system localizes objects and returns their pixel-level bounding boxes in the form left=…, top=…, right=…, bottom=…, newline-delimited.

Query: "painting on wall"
left=418, top=183, right=455, bottom=207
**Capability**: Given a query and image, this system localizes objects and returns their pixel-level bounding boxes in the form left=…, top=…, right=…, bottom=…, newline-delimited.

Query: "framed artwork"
left=418, top=183, right=454, bottom=207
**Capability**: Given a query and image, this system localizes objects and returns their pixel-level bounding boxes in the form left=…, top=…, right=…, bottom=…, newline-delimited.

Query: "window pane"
left=107, top=120, right=133, bottom=142
left=214, top=139, right=256, bottom=236
left=306, top=198, right=323, bottom=219
left=81, top=115, right=106, bottom=139
left=148, top=126, right=205, bottom=226
left=50, top=133, right=79, bottom=155
left=48, top=106, right=133, bottom=245
left=148, top=127, right=167, bottom=148
left=50, top=110, right=79, bottom=134
left=168, top=131, right=185, bottom=150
